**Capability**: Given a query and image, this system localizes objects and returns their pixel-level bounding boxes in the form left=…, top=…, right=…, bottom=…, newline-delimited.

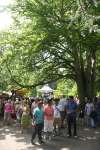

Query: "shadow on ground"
left=0, top=124, right=100, bottom=150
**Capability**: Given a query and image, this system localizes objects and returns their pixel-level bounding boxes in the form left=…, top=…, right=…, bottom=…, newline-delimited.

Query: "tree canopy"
left=0, top=0, right=100, bottom=100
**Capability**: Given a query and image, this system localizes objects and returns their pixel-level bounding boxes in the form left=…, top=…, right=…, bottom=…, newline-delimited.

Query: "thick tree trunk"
left=76, top=77, right=85, bottom=102
left=72, top=49, right=86, bottom=102
left=73, top=49, right=96, bottom=102
left=76, top=70, right=96, bottom=102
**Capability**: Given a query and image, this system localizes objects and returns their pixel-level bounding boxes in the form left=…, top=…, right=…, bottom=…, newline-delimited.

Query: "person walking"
left=44, top=99, right=54, bottom=140
left=65, top=96, right=78, bottom=138
left=21, top=100, right=31, bottom=133
left=85, top=99, right=94, bottom=127
left=4, top=99, right=12, bottom=125
left=31, top=101, right=44, bottom=145
left=58, top=95, right=66, bottom=128
left=53, top=99, right=61, bottom=136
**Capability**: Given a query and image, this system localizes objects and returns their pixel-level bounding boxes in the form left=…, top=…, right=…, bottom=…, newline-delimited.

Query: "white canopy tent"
left=38, top=84, right=53, bottom=93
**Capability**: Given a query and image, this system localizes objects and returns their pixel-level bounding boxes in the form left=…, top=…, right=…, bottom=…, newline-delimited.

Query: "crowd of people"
left=0, top=95, right=100, bottom=145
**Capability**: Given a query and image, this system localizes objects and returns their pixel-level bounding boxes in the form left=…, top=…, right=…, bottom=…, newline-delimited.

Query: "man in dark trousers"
left=66, top=96, right=78, bottom=138
left=31, top=101, right=44, bottom=145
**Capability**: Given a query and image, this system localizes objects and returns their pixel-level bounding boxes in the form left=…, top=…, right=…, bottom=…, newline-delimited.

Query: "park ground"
left=0, top=122, right=100, bottom=150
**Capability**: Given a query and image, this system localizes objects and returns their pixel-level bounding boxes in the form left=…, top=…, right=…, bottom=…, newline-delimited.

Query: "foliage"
left=55, top=79, right=77, bottom=96
left=0, top=0, right=100, bottom=100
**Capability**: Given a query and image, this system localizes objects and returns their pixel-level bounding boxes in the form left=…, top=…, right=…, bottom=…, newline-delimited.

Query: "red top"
left=44, top=105, right=54, bottom=120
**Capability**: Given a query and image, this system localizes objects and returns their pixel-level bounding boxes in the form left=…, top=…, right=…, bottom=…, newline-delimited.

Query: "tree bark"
left=76, top=69, right=96, bottom=102
left=73, top=48, right=96, bottom=102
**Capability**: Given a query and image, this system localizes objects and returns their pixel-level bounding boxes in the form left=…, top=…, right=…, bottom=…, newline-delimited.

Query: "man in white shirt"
left=85, top=99, right=94, bottom=127
left=58, top=95, right=66, bottom=128
left=53, top=99, right=61, bottom=135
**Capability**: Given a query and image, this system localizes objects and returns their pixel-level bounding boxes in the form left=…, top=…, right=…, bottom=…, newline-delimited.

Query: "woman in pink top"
left=44, top=100, right=54, bottom=140
left=11, top=101, right=16, bottom=120
left=4, top=100, right=12, bottom=125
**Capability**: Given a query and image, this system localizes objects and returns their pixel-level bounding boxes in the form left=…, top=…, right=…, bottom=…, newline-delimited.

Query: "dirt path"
left=0, top=124, right=100, bottom=150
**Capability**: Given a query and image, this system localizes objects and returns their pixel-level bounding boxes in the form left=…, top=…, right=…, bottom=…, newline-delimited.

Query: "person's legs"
left=37, top=124, right=44, bottom=142
left=5, top=112, right=11, bottom=125
left=8, top=112, right=11, bottom=125
left=53, top=119, right=57, bottom=135
left=90, top=118, right=96, bottom=128
left=48, top=120, right=54, bottom=140
left=57, top=118, right=61, bottom=135
left=4, top=112, right=7, bottom=125
left=31, top=125, right=37, bottom=144
left=87, top=115, right=91, bottom=127
left=73, top=116, right=77, bottom=136
left=67, top=115, right=72, bottom=137
left=60, top=111, right=65, bottom=128
left=44, top=120, right=49, bottom=140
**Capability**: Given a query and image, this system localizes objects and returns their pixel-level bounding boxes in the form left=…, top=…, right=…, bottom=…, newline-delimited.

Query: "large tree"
left=0, top=0, right=100, bottom=100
